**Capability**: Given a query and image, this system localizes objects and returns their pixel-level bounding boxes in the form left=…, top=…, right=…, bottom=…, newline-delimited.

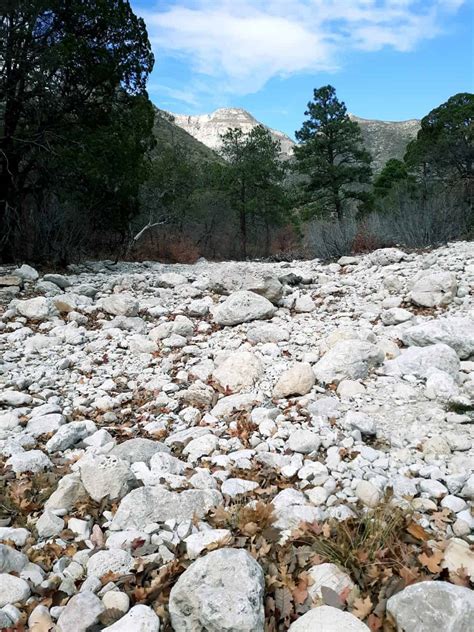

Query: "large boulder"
left=387, top=581, right=474, bottom=631
left=213, top=291, right=276, bottom=326
left=15, top=296, right=50, bottom=320
left=384, top=343, right=460, bottom=379
left=208, top=266, right=283, bottom=303
left=169, top=548, right=265, bottom=632
left=97, top=294, right=139, bottom=316
left=288, top=606, right=369, bottom=631
left=409, top=271, right=457, bottom=307
left=313, top=341, right=384, bottom=385
left=212, top=351, right=262, bottom=393
left=402, top=317, right=474, bottom=359
left=109, top=487, right=222, bottom=531
left=78, top=453, right=134, bottom=502
left=273, top=362, right=315, bottom=398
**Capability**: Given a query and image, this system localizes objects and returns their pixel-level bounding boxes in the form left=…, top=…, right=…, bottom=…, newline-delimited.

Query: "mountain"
left=349, top=115, right=420, bottom=172
left=152, top=107, right=222, bottom=163
left=169, top=108, right=295, bottom=160
left=167, top=107, right=420, bottom=172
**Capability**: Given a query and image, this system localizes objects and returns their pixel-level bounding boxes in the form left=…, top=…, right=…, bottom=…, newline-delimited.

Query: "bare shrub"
left=369, top=183, right=472, bottom=248
left=305, top=215, right=357, bottom=260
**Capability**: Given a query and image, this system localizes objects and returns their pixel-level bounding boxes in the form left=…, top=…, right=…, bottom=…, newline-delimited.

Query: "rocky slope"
left=169, top=107, right=420, bottom=171
left=0, top=244, right=473, bottom=630
left=170, top=107, right=296, bottom=160
left=350, top=115, right=420, bottom=172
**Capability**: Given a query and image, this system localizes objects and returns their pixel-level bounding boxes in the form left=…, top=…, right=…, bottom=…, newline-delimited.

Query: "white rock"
left=273, top=363, right=315, bottom=399
left=212, top=351, right=262, bottom=393
left=16, top=296, right=50, bottom=320
left=6, top=450, right=52, bottom=473
left=169, top=548, right=264, bottom=632
left=78, top=453, right=133, bottom=502
left=0, top=390, right=32, bottom=406
left=14, top=263, right=39, bottom=281
left=384, top=343, right=460, bottom=379
left=97, top=294, right=138, bottom=316
left=288, top=605, right=369, bottom=631
left=387, top=581, right=474, bottom=631
left=288, top=429, right=321, bottom=454
left=0, top=574, right=31, bottom=607
left=314, top=341, right=384, bottom=385
left=57, top=591, right=105, bottom=632
left=409, top=271, right=457, bottom=307
left=442, top=538, right=474, bottom=579
left=87, top=549, right=133, bottom=578
left=185, top=529, right=232, bottom=559
left=307, top=563, right=355, bottom=600
left=36, top=510, right=64, bottom=538
left=110, top=488, right=222, bottom=531
left=213, top=290, right=276, bottom=326
left=355, top=480, right=381, bottom=507
left=221, top=478, right=259, bottom=497
left=45, top=420, right=97, bottom=452
left=102, top=605, right=160, bottom=632
left=102, top=590, right=130, bottom=613
left=403, top=317, right=474, bottom=359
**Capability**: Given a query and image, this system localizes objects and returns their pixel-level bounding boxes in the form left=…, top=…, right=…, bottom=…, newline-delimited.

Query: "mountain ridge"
left=166, top=106, right=421, bottom=171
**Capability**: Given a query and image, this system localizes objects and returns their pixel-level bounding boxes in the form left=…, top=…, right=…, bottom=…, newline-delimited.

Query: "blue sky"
left=132, top=0, right=474, bottom=138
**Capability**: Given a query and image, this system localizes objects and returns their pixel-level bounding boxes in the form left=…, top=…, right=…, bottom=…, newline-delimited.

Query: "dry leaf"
left=418, top=548, right=444, bottom=573
left=292, top=577, right=309, bottom=605
left=368, top=613, right=383, bottom=631
left=432, top=508, right=452, bottom=530
left=351, top=595, right=373, bottom=620
left=406, top=521, right=429, bottom=541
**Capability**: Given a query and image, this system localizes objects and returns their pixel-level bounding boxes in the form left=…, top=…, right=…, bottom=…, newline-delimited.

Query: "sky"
left=132, top=0, right=474, bottom=138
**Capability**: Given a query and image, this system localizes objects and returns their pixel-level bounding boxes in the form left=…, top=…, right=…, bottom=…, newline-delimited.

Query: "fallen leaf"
left=351, top=595, right=373, bottom=620
left=406, top=521, right=429, bottom=541
left=368, top=613, right=383, bottom=631
left=418, top=548, right=444, bottom=573
left=292, top=577, right=309, bottom=605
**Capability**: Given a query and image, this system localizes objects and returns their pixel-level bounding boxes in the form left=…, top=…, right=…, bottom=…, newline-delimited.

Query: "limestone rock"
left=213, top=290, right=276, bottom=326
left=307, top=563, right=355, bottom=600
left=97, top=294, right=138, bottom=316
left=384, top=343, right=460, bottom=379
left=78, top=453, right=134, bottom=502
left=288, top=606, right=369, bottom=631
left=313, top=341, right=384, bottom=385
left=86, top=549, right=133, bottom=578
left=102, top=605, right=160, bottom=632
left=57, top=591, right=105, bottom=632
left=169, top=548, right=264, bottom=632
left=212, top=351, right=262, bottom=393
left=0, top=574, right=31, bottom=607
left=16, top=296, right=50, bottom=320
left=387, top=581, right=474, bottom=631
left=273, top=362, right=315, bottom=399
left=110, top=487, right=222, bottom=531
left=402, top=317, right=474, bottom=359
left=409, top=271, right=457, bottom=307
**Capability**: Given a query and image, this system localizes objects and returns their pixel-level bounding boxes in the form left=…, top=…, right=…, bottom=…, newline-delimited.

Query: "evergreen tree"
left=294, top=85, right=372, bottom=220
left=220, top=125, right=288, bottom=257
left=0, top=0, right=154, bottom=261
left=404, top=92, right=474, bottom=184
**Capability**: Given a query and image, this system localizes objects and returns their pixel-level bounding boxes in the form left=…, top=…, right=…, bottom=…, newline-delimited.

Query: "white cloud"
left=139, top=0, right=466, bottom=105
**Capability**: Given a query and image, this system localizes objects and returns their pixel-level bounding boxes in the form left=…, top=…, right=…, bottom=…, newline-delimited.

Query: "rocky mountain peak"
left=169, top=107, right=421, bottom=170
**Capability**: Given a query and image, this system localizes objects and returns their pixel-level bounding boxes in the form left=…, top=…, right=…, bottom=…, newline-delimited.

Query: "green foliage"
left=404, top=92, right=474, bottom=182
left=0, top=0, right=155, bottom=262
left=220, top=125, right=290, bottom=257
left=373, top=159, right=409, bottom=198
left=294, top=85, right=372, bottom=220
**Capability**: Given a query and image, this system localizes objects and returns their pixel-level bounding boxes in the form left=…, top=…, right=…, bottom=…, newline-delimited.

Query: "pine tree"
left=294, top=85, right=372, bottom=220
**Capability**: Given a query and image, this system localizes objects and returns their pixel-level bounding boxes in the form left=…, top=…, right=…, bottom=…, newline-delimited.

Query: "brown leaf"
left=351, top=595, right=373, bottom=620
left=399, top=565, right=420, bottom=585
left=292, top=576, right=309, bottom=605
left=432, top=508, right=452, bottom=530
left=406, top=521, right=429, bottom=541
left=418, top=548, right=444, bottom=573
left=368, top=613, right=383, bottom=631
